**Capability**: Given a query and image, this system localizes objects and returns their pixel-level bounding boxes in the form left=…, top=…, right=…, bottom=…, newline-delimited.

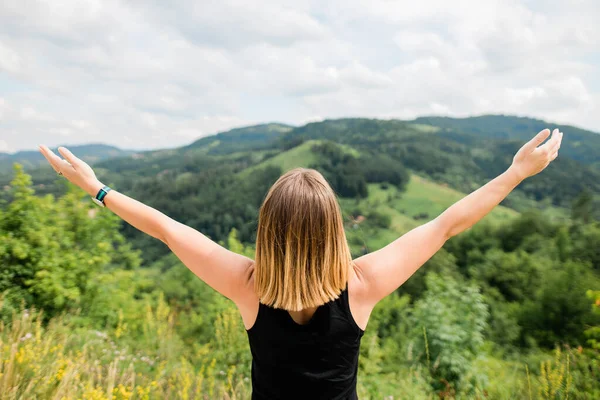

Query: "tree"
left=585, top=290, right=600, bottom=350
left=0, top=164, right=140, bottom=320
left=571, top=188, right=593, bottom=224
left=409, top=273, right=488, bottom=390
left=520, top=260, right=600, bottom=347
left=222, top=227, right=255, bottom=258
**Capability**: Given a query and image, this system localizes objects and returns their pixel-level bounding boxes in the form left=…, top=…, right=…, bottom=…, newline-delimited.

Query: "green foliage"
left=468, top=248, right=540, bottom=302
left=77, top=267, right=160, bottom=334
left=308, top=139, right=409, bottom=199
left=496, top=208, right=557, bottom=252
left=396, top=248, right=462, bottom=301
left=239, top=140, right=320, bottom=177
left=572, top=188, right=594, bottom=223
left=414, top=114, right=600, bottom=167
left=309, top=141, right=368, bottom=198
left=586, top=290, right=600, bottom=350
left=120, top=162, right=281, bottom=264
left=359, top=153, right=409, bottom=189
left=537, top=347, right=573, bottom=399
left=520, top=260, right=600, bottom=347
left=0, top=297, right=252, bottom=399
left=185, top=123, right=292, bottom=155
left=409, top=273, right=489, bottom=390
left=570, top=222, right=600, bottom=272
left=221, top=227, right=255, bottom=258
left=364, top=210, right=391, bottom=229
left=0, top=164, right=141, bottom=320
left=447, top=210, right=600, bottom=350
left=205, top=306, right=252, bottom=379
left=154, top=256, right=231, bottom=343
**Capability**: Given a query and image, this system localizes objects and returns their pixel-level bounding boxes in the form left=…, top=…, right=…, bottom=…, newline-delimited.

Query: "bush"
left=408, top=273, right=489, bottom=391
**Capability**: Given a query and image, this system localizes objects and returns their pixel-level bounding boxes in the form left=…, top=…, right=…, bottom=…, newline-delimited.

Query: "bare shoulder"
left=347, top=260, right=376, bottom=332
left=234, top=262, right=261, bottom=331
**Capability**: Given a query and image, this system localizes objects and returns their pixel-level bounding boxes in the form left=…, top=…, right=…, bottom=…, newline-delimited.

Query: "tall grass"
left=1, top=299, right=597, bottom=399
left=0, top=297, right=250, bottom=399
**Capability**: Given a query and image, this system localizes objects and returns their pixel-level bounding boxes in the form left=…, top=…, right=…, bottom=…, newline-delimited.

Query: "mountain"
left=0, top=143, right=135, bottom=174
left=412, top=115, right=600, bottom=169
left=183, top=123, right=293, bottom=154
left=1, top=115, right=598, bottom=260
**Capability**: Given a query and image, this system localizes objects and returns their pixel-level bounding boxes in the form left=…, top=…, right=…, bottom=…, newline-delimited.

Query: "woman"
left=39, top=128, right=562, bottom=399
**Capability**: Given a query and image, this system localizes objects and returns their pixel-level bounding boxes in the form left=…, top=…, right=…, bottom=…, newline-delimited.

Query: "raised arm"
left=38, top=145, right=254, bottom=305
left=353, top=128, right=563, bottom=307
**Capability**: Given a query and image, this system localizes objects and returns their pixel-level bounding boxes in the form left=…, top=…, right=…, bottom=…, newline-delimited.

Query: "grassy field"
left=237, top=140, right=360, bottom=179
left=339, top=175, right=520, bottom=254
left=237, top=141, right=320, bottom=179
left=396, top=173, right=519, bottom=222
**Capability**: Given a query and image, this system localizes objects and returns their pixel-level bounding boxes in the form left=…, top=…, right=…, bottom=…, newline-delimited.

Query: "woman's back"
left=246, top=282, right=365, bottom=400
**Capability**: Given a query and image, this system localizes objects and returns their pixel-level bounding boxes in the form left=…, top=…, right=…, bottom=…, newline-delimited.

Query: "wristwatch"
left=92, top=185, right=112, bottom=207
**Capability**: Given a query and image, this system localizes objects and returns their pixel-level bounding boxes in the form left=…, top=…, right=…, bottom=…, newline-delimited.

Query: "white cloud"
left=0, top=40, right=21, bottom=73
left=0, top=140, right=14, bottom=153
left=0, top=0, right=598, bottom=154
left=0, top=97, right=9, bottom=121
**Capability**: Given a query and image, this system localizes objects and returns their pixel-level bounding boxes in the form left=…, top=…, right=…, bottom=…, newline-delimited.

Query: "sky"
left=0, top=0, right=598, bottom=153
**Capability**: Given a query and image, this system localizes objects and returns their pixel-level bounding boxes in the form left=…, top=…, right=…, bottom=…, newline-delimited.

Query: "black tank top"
left=245, top=282, right=365, bottom=400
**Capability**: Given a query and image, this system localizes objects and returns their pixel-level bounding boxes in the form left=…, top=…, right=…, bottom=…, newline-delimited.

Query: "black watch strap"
left=94, top=185, right=112, bottom=206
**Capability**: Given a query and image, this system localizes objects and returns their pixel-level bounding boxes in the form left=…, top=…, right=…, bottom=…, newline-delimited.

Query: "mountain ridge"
left=1, top=115, right=597, bottom=224
left=0, top=143, right=137, bottom=172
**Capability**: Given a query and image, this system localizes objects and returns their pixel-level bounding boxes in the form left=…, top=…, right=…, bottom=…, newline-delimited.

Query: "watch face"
left=92, top=197, right=106, bottom=207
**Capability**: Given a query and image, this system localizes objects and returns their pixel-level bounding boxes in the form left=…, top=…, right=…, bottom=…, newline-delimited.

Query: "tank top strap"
left=336, top=282, right=365, bottom=336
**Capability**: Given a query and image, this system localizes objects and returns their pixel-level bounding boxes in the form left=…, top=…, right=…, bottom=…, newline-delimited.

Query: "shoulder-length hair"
left=254, top=167, right=353, bottom=311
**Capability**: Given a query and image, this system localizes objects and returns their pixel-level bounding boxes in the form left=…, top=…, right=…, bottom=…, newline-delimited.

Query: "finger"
left=547, top=130, right=563, bottom=154
left=539, top=129, right=562, bottom=155
left=551, top=128, right=560, bottom=145
left=559, top=130, right=563, bottom=146
left=550, top=131, right=563, bottom=153
left=39, top=145, right=61, bottom=171
left=540, top=128, right=560, bottom=149
left=550, top=131, right=563, bottom=159
left=524, top=128, right=551, bottom=153
left=39, top=145, right=74, bottom=173
left=57, top=146, right=82, bottom=168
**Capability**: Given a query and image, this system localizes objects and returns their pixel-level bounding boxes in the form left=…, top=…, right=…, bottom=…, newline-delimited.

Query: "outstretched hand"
left=38, top=145, right=104, bottom=197
left=510, top=128, right=563, bottom=181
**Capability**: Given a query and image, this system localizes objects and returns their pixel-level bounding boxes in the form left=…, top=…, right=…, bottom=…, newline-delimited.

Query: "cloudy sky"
left=0, top=0, right=598, bottom=153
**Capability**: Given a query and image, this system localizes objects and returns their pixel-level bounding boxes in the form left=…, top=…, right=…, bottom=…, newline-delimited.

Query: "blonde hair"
left=254, top=167, right=353, bottom=311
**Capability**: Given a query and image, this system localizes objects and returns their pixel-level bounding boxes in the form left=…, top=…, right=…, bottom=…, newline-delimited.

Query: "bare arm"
left=38, top=145, right=254, bottom=304
left=354, top=128, right=563, bottom=306
left=439, top=166, right=522, bottom=238
left=93, top=189, right=254, bottom=303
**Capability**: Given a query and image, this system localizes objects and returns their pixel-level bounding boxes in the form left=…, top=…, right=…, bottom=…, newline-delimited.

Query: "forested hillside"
left=1, top=114, right=599, bottom=398
left=0, top=144, right=135, bottom=174
left=413, top=115, right=600, bottom=168
left=2, top=115, right=598, bottom=250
